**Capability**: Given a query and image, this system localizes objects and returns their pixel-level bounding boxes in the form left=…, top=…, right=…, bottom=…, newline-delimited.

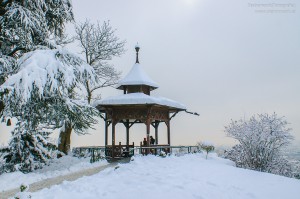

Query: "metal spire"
left=135, top=43, right=140, bottom=63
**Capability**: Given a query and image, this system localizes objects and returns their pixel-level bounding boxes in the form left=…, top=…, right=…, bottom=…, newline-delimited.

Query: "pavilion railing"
left=135, top=145, right=200, bottom=156
left=105, top=143, right=135, bottom=159
left=72, top=145, right=200, bottom=163
left=72, top=146, right=106, bottom=163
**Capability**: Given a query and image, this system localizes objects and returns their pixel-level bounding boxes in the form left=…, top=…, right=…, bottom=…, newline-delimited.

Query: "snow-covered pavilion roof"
left=116, top=63, right=159, bottom=90
left=94, top=93, right=186, bottom=110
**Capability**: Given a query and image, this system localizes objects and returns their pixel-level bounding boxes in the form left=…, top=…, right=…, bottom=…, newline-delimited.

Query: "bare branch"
left=75, top=19, right=125, bottom=104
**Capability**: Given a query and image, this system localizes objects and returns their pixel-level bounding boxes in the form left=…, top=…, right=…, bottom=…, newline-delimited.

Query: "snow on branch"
left=1, top=48, right=96, bottom=103
left=0, top=55, right=17, bottom=84
left=224, top=113, right=295, bottom=177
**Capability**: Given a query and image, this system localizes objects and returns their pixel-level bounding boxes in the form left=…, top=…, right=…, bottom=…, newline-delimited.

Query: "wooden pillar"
left=146, top=123, right=150, bottom=146
left=126, top=119, right=129, bottom=147
left=112, top=117, right=116, bottom=158
left=105, top=113, right=108, bottom=146
left=167, top=120, right=170, bottom=146
left=145, top=106, right=152, bottom=155
left=166, top=119, right=171, bottom=154
left=155, top=120, right=159, bottom=145
left=146, top=119, right=150, bottom=155
left=112, top=122, right=116, bottom=146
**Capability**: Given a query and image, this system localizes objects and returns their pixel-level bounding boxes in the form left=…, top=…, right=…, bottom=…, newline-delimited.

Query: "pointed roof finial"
left=135, top=43, right=140, bottom=64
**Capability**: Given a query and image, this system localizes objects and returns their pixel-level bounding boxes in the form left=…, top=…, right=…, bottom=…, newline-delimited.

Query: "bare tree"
left=224, top=113, right=294, bottom=177
left=198, top=141, right=215, bottom=159
left=75, top=20, right=125, bottom=104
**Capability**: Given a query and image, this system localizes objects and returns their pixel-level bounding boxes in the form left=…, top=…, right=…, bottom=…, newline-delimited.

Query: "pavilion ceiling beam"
left=151, top=121, right=160, bottom=128
left=170, top=111, right=178, bottom=120
left=120, top=120, right=129, bottom=128
left=99, top=113, right=106, bottom=121
left=121, top=119, right=147, bottom=128
left=129, top=119, right=139, bottom=128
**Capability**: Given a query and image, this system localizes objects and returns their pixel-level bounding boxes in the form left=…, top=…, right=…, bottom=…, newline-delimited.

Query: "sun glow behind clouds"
left=184, top=0, right=198, bottom=6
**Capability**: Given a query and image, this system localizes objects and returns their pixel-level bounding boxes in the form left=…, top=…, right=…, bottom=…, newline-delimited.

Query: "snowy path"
left=0, top=163, right=116, bottom=199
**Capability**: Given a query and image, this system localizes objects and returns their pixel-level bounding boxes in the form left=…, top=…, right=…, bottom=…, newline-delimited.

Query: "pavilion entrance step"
left=106, top=157, right=132, bottom=163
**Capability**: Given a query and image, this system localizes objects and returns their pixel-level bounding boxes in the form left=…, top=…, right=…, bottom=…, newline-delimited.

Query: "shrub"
left=224, top=113, right=294, bottom=177
left=199, top=141, right=215, bottom=159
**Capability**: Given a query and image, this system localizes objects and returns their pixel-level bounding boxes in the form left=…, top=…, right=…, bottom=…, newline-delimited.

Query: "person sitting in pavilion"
left=150, top=136, right=156, bottom=154
left=142, top=138, right=147, bottom=155
left=150, top=136, right=155, bottom=145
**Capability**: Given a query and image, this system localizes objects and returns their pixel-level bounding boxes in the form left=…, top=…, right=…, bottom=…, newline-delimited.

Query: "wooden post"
left=155, top=120, right=159, bottom=145
left=112, top=119, right=116, bottom=158
left=167, top=120, right=170, bottom=146
left=112, top=122, right=116, bottom=146
left=145, top=106, right=152, bottom=155
left=105, top=113, right=108, bottom=146
left=146, top=119, right=150, bottom=155
left=126, top=119, right=129, bottom=147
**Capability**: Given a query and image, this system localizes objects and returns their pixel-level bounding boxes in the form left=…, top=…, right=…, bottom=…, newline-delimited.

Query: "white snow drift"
left=22, top=154, right=300, bottom=199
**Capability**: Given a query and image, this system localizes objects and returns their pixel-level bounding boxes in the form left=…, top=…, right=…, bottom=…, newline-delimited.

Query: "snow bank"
left=28, top=154, right=300, bottom=199
left=94, top=92, right=186, bottom=110
left=0, top=155, right=107, bottom=192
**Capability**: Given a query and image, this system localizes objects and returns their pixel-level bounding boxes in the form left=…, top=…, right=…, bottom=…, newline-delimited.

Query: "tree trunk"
left=0, top=101, right=4, bottom=115
left=86, top=81, right=92, bottom=104
left=58, top=122, right=72, bottom=155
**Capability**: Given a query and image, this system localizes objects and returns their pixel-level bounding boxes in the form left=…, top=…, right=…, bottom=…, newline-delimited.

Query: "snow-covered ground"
left=0, top=155, right=108, bottom=192
left=17, top=153, right=300, bottom=199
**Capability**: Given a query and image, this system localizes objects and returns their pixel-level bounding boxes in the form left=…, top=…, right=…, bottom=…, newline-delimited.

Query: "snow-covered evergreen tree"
left=2, top=120, right=56, bottom=173
left=0, top=1, right=102, bottom=172
left=0, top=0, right=73, bottom=56
left=0, top=0, right=73, bottom=115
left=224, top=113, right=294, bottom=177
left=0, top=85, right=58, bottom=173
left=0, top=54, right=17, bottom=116
left=0, top=144, right=9, bottom=174
left=0, top=47, right=100, bottom=172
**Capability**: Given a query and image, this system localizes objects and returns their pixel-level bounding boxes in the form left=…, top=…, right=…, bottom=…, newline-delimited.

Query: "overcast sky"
left=63, top=0, right=299, bottom=147
left=1, top=0, right=299, bottom=147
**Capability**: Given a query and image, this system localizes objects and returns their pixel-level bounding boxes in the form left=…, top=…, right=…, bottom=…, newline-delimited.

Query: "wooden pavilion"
left=95, top=45, right=187, bottom=160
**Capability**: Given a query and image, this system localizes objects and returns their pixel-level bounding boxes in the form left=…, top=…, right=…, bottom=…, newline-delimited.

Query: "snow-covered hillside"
left=0, top=155, right=108, bottom=193
left=16, top=154, right=300, bottom=199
